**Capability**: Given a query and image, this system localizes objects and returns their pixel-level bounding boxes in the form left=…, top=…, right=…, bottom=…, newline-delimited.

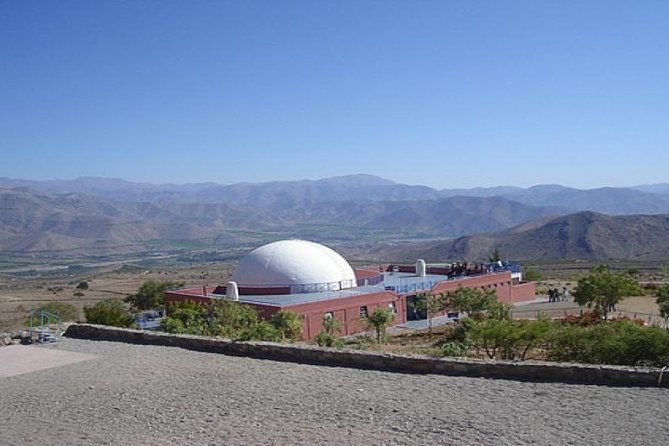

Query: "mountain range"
left=1, top=174, right=669, bottom=260
left=3, top=174, right=669, bottom=214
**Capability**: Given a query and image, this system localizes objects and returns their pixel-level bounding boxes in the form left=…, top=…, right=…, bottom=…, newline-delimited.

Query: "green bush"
left=160, top=300, right=298, bottom=342
left=270, top=311, right=302, bottom=341
left=246, top=321, right=282, bottom=342
left=315, top=332, right=344, bottom=348
left=125, top=280, right=185, bottom=311
left=26, top=302, right=80, bottom=325
left=441, top=341, right=468, bottom=357
left=84, top=299, right=135, bottom=328
left=547, top=320, right=669, bottom=366
left=161, top=301, right=209, bottom=335
left=467, top=317, right=555, bottom=360
left=440, top=307, right=669, bottom=366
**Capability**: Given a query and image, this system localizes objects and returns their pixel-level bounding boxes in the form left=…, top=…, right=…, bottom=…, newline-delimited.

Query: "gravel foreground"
left=1, top=339, right=668, bottom=445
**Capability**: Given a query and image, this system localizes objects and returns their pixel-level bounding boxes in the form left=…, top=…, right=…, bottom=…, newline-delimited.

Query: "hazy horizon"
left=1, top=172, right=667, bottom=191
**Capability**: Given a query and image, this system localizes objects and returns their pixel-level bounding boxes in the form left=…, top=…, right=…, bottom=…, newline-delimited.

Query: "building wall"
left=165, top=272, right=535, bottom=340
left=165, top=291, right=213, bottom=307
left=430, top=271, right=535, bottom=304
left=283, top=291, right=404, bottom=340
left=506, top=281, right=536, bottom=302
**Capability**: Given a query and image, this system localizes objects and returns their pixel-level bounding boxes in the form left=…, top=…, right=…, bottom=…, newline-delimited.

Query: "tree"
left=447, top=286, right=498, bottom=319
left=489, top=248, right=502, bottom=262
left=522, top=267, right=543, bottom=282
left=656, top=283, right=669, bottom=328
left=364, top=307, right=395, bottom=343
left=125, top=280, right=185, bottom=311
left=469, top=318, right=520, bottom=359
left=84, top=299, right=135, bottom=327
left=573, top=265, right=642, bottom=320
left=210, top=299, right=261, bottom=337
left=420, top=292, right=446, bottom=338
left=486, top=300, right=512, bottom=321
left=270, top=311, right=302, bottom=341
left=75, top=281, right=89, bottom=290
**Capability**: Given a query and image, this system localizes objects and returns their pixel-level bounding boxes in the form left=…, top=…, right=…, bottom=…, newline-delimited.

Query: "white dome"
left=232, top=240, right=357, bottom=294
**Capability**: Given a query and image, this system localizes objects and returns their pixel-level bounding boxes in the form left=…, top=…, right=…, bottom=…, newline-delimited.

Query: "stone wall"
left=64, top=324, right=668, bottom=388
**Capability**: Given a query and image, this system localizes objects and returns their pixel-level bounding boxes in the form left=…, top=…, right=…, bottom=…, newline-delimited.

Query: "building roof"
left=233, top=285, right=394, bottom=307
left=231, top=239, right=357, bottom=293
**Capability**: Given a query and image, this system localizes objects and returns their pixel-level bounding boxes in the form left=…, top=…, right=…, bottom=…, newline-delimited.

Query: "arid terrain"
left=0, top=261, right=236, bottom=331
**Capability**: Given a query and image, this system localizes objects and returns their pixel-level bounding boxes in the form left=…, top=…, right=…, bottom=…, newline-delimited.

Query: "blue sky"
left=1, top=1, right=668, bottom=188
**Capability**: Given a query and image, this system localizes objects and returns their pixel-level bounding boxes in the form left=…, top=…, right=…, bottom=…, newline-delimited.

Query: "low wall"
left=64, top=324, right=668, bottom=388
left=509, top=281, right=537, bottom=303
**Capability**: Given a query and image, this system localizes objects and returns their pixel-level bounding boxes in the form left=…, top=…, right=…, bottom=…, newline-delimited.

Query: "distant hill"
left=0, top=187, right=561, bottom=254
left=500, top=185, right=669, bottom=214
left=630, top=183, right=669, bottom=194
left=0, top=188, right=281, bottom=253
left=375, top=212, right=669, bottom=262
left=3, top=175, right=669, bottom=215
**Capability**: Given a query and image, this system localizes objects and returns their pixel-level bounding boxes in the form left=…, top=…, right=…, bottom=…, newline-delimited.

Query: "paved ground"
left=1, top=338, right=668, bottom=445
left=0, top=345, right=96, bottom=378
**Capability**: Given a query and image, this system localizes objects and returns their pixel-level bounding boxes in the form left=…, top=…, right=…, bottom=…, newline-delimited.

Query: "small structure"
left=166, top=239, right=536, bottom=340
left=26, top=309, right=62, bottom=343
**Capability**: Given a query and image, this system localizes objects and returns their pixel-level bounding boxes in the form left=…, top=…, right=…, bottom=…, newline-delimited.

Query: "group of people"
left=548, top=287, right=570, bottom=303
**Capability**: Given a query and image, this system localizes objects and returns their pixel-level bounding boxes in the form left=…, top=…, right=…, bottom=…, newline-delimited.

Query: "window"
left=324, top=312, right=333, bottom=320
left=388, top=302, right=396, bottom=313
left=359, top=306, right=368, bottom=318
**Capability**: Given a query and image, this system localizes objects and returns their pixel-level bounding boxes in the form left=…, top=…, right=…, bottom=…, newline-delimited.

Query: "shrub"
left=270, top=311, right=302, bottom=341
left=315, top=332, right=344, bottom=348
left=161, top=300, right=295, bottom=342
left=562, top=311, right=601, bottom=327
left=441, top=341, right=468, bottom=357
left=656, top=283, right=669, bottom=327
left=467, top=317, right=555, bottom=360
left=547, top=320, right=669, bottom=366
left=27, top=302, right=80, bottom=325
left=441, top=319, right=472, bottom=343
left=161, top=301, right=209, bottom=335
left=84, top=299, right=134, bottom=328
left=315, top=314, right=343, bottom=347
left=248, top=321, right=282, bottom=342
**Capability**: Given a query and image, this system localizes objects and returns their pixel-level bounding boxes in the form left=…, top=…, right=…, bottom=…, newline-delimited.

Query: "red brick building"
left=165, top=240, right=535, bottom=340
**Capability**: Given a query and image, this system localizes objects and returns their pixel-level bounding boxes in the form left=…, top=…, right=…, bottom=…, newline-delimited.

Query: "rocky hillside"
left=374, top=212, right=669, bottom=262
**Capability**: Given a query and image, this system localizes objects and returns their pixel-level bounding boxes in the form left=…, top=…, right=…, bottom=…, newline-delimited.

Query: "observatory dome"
left=232, top=239, right=357, bottom=294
